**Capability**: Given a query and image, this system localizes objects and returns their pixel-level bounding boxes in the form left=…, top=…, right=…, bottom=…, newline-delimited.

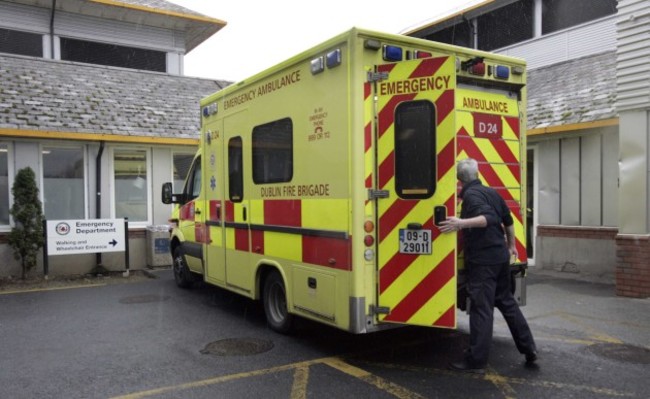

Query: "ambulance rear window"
left=394, top=100, right=436, bottom=199
left=252, top=118, right=293, bottom=184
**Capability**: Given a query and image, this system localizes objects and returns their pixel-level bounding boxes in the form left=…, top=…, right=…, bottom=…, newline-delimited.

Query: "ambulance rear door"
left=374, top=56, right=458, bottom=328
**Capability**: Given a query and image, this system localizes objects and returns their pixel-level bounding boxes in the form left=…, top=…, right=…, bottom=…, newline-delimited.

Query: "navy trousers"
left=465, top=261, right=536, bottom=367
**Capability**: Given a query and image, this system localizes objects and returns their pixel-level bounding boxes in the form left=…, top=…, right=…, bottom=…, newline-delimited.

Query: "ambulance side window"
left=394, top=100, right=436, bottom=199
left=184, top=156, right=201, bottom=202
left=229, top=137, right=243, bottom=202
left=252, top=118, right=293, bottom=184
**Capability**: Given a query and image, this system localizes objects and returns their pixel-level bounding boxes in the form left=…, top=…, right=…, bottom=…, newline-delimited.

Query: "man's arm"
left=439, top=215, right=486, bottom=232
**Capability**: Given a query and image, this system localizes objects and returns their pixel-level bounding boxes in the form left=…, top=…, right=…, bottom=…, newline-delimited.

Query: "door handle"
left=195, top=209, right=201, bottom=215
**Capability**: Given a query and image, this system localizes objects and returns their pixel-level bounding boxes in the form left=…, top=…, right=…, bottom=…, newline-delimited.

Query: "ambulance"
left=162, top=28, right=527, bottom=334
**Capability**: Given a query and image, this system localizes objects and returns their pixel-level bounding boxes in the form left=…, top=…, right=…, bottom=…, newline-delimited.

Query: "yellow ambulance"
left=162, top=28, right=527, bottom=334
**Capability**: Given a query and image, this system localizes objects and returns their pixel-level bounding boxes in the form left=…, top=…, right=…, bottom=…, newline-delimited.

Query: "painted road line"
left=0, top=283, right=107, bottom=295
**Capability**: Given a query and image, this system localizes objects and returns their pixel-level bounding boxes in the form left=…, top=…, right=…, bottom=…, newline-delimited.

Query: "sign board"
left=46, top=219, right=126, bottom=256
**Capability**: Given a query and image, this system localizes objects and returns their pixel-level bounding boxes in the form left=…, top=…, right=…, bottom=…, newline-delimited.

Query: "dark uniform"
left=460, top=179, right=536, bottom=368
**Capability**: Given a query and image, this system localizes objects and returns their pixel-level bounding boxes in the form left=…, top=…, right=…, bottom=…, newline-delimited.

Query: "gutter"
left=50, top=0, right=56, bottom=59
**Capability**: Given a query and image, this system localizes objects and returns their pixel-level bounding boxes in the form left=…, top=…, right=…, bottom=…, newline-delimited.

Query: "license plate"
left=399, top=229, right=432, bottom=254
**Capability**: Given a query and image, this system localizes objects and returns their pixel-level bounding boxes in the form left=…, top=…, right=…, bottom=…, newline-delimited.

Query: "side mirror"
left=161, top=182, right=175, bottom=204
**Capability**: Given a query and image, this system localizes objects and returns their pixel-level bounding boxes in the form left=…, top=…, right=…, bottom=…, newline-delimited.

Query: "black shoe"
left=448, top=360, right=486, bottom=374
left=525, top=351, right=538, bottom=363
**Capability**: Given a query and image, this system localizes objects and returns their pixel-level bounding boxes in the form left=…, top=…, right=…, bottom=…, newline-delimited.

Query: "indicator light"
left=414, top=50, right=432, bottom=59
left=364, top=220, right=374, bottom=233
left=512, top=65, right=524, bottom=75
left=382, top=45, right=403, bottom=62
left=364, top=249, right=374, bottom=261
left=364, top=235, right=375, bottom=247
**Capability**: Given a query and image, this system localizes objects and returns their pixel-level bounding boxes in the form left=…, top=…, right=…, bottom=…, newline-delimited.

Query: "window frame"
left=228, top=137, right=244, bottom=202
left=110, top=146, right=152, bottom=227
left=0, top=141, right=13, bottom=231
left=39, top=143, right=88, bottom=221
left=59, top=37, right=167, bottom=72
left=394, top=100, right=437, bottom=199
left=252, top=118, right=294, bottom=185
left=0, top=27, right=43, bottom=57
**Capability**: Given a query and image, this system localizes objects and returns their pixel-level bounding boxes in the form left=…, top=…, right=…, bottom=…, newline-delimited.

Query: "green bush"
left=8, top=167, right=44, bottom=279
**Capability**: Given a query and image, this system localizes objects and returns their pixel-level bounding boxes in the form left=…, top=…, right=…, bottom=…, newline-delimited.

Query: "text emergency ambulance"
left=162, top=28, right=528, bottom=334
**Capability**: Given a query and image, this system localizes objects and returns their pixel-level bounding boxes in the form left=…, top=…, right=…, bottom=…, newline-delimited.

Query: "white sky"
left=168, top=0, right=482, bottom=82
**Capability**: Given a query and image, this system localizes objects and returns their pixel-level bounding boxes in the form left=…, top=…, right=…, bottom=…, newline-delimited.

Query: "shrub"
left=8, top=167, right=44, bottom=279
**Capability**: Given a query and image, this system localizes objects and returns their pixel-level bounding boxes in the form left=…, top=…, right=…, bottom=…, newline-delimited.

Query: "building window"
left=477, top=0, right=534, bottom=50
left=542, top=0, right=617, bottom=34
left=42, top=147, right=85, bottom=220
left=252, top=118, right=293, bottom=184
left=0, top=143, right=9, bottom=226
left=394, top=100, right=436, bottom=199
left=114, top=149, right=149, bottom=223
left=173, top=152, right=194, bottom=192
left=60, top=38, right=166, bottom=72
left=0, top=28, right=42, bottom=57
left=423, top=22, right=472, bottom=48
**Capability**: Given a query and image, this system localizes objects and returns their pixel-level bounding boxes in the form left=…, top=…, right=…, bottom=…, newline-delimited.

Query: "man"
left=440, top=158, right=537, bottom=374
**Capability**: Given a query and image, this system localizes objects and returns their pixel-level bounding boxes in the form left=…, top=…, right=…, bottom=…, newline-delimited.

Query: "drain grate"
left=119, top=294, right=170, bottom=304
left=588, top=343, right=650, bottom=364
left=200, top=338, right=274, bottom=356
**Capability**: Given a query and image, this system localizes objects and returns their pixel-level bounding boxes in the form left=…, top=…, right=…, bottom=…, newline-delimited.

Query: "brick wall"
left=615, top=235, right=650, bottom=298
left=537, top=226, right=618, bottom=240
left=536, top=225, right=617, bottom=285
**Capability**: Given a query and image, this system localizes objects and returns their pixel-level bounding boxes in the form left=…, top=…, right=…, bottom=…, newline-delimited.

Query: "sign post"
left=43, top=218, right=129, bottom=278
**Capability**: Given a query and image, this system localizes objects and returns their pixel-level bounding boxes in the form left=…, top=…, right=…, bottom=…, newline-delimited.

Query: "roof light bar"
left=468, top=62, right=486, bottom=76
left=382, top=45, right=402, bottom=62
left=310, top=57, right=325, bottom=75
left=364, top=39, right=381, bottom=50
left=326, top=49, right=341, bottom=68
left=495, top=65, right=510, bottom=79
left=414, top=50, right=432, bottom=59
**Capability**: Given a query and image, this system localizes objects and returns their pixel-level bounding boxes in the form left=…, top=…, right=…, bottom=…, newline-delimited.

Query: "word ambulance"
left=162, top=28, right=528, bottom=334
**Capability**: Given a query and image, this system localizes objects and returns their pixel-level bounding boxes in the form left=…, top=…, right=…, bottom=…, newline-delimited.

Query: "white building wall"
left=0, top=1, right=186, bottom=61
left=498, top=16, right=617, bottom=70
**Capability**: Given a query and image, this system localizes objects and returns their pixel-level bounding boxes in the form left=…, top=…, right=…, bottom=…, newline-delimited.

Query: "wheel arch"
left=256, top=261, right=288, bottom=302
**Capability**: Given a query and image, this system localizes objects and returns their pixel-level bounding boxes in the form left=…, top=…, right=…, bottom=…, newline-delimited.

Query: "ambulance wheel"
left=172, top=247, right=193, bottom=289
left=263, top=271, right=294, bottom=334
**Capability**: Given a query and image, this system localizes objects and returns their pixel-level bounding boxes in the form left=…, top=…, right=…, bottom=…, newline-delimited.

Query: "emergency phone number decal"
left=308, top=106, right=330, bottom=142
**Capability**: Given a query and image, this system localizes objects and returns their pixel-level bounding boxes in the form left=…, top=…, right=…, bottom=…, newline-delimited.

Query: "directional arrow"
left=109, top=239, right=118, bottom=247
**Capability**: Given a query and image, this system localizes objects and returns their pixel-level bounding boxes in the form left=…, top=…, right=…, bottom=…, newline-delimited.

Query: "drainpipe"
left=50, top=0, right=56, bottom=59
left=95, top=141, right=105, bottom=268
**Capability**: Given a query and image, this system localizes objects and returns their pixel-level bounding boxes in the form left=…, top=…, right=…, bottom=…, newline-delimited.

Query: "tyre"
left=172, top=247, right=193, bottom=289
left=263, top=271, right=294, bottom=334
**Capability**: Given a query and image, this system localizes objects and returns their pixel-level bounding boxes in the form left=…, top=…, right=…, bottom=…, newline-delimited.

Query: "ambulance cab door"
left=177, top=154, right=205, bottom=274
left=373, top=56, right=458, bottom=328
